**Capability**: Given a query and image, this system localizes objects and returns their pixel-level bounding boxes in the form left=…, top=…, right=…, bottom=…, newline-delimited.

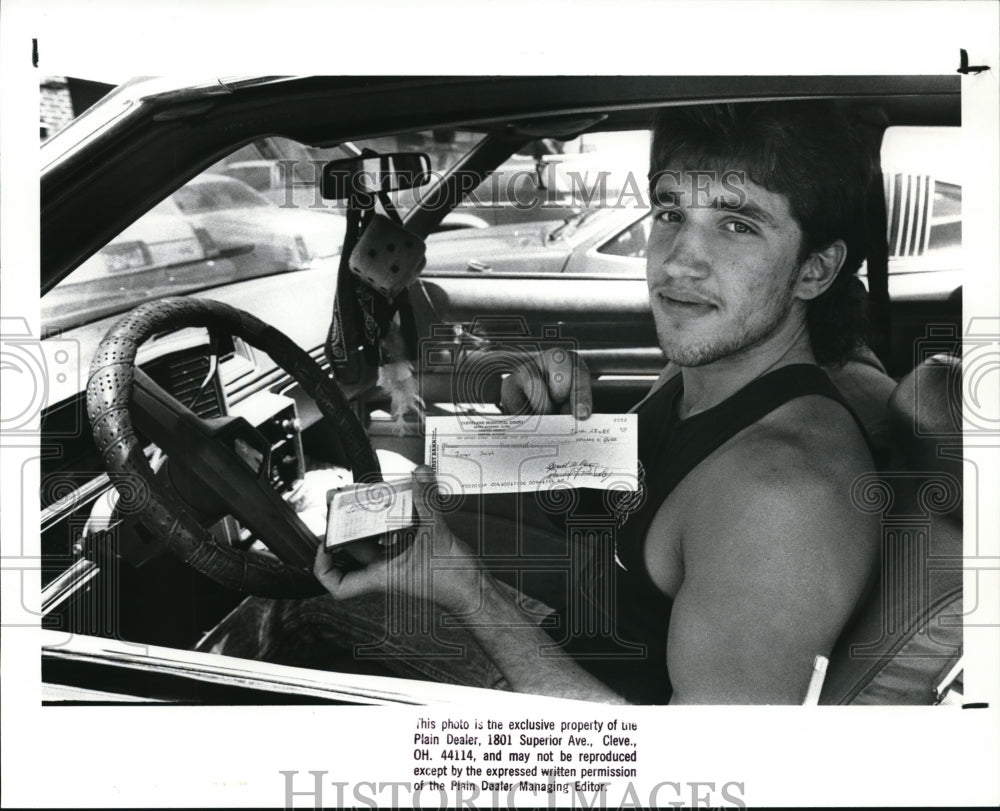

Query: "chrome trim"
left=919, top=175, right=934, bottom=255
left=145, top=75, right=295, bottom=103
left=41, top=440, right=163, bottom=531
left=41, top=474, right=112, bottom=532
left=884, top=172, right=895, bottom=244
left=915, top=175, right=930, bottom=255
left=41, top=559, right=100, bottom=615
left=43, top=684, right=170, bottom=704
left=41, top=630, right=586, bottom=707
left=893, top=175, right=907, bottom=256
left=904, top=174, right=920, bottom=256
left=935, top=655, right=964, bottom=703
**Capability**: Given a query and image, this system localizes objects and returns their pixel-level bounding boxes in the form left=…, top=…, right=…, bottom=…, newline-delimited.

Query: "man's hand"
left=499, top=348, right=593, bottom=419
left=286, top=467, right=352, bottom=537
left=313, top=465, right=480, bottom=612
left=313, top=465, right=627, bottom=703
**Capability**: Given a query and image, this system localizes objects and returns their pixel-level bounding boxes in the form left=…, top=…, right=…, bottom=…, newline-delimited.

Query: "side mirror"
left=322, top=152, right=432, bottom=200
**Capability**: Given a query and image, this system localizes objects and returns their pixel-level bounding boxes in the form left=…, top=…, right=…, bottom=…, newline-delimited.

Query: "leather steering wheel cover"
left=86, top=297, right=382, bottom=597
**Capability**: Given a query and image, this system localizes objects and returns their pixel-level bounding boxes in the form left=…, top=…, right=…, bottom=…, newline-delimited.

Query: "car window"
left=171, top=184, right=218, bottom=214
left=880, top=126, right=962, bottom=271
left=593, top=127, right=964, bottom=278
left=422, top=129, right=652, bottom=275
left=174, top=178, right=272, bottom=213
left=42, top=132, right=484, bottom=332
left=597, top=215, right=651, bottom=259
left=220, top=162, right=272, bottom=191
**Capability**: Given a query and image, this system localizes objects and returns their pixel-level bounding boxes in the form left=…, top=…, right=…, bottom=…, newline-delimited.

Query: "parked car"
left=173, top=173, right=346, bottom=265
left=42, top=174, right=347, bottom=333
left=41, top=195, right=239, bottom=329
left=35, top=75, right=971, bottom=710
left=216, top=156, right=352, bottom=213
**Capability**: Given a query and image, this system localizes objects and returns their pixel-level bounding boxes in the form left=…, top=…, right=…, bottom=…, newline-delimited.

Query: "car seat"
left=821, top=354, right=964, bottom=704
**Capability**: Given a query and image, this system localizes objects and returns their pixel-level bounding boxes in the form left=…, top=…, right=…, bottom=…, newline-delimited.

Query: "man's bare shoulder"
left=695, top=392, right=873, bottom=492
left=679, top=393, right=879, bottom=590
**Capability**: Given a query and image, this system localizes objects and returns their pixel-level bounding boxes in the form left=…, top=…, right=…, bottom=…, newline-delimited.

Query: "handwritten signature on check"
left=542, top=460, right=613, bottom=481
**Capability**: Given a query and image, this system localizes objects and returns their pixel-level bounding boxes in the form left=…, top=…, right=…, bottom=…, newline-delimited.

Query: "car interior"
left=38, top=75, right=964, bottom=704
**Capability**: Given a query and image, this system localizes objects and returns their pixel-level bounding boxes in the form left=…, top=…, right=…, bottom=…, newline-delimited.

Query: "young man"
left=314, top=101, right=883, bottom=704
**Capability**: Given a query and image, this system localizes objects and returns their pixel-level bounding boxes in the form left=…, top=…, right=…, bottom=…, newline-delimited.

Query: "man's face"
left=646, top=168, right=808, bottom=367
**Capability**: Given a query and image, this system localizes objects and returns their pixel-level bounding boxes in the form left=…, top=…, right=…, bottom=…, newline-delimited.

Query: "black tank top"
left=559, top=363, right=872, bottom=704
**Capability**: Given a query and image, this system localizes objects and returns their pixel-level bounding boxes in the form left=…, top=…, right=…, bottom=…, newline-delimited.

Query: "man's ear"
left=796, top=239, right=847, bottom=300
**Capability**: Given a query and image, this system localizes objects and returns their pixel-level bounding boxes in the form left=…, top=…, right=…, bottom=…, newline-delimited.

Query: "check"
left=425, top=414, right=638, bottom=495
left=325, top=478, right=414, bottom=548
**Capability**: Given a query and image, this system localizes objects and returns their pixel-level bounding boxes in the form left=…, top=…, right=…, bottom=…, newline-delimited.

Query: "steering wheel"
left=87, top=297, right=382, bottom=597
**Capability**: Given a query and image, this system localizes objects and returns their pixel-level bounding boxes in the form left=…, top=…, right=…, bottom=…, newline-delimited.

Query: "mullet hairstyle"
left=649, top=101, right=878, bottom=366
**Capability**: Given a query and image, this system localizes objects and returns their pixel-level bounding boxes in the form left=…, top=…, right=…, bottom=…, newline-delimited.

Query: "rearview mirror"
left=322, top=152, right=432, bottom=200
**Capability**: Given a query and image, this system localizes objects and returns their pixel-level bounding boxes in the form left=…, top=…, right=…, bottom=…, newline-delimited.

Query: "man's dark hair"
left=649, top=101, right=878, bottom=366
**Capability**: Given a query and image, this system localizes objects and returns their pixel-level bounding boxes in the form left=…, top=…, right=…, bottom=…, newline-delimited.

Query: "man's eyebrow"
left=718, top=198, right=779, bottom=228
left=649, top=178, right=685, bottom=206
left=650, top=188, right=681, bottom=207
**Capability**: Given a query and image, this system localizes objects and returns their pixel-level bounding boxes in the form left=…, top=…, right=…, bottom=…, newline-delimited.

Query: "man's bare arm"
left=665, top=441, right=879, bottom=704
left=450, top=574, right=629, bottom=703
left=315, top=466, right=626, bottom=703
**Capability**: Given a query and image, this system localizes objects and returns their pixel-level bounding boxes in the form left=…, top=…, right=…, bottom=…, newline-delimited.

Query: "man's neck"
left=677, top=324, right=817, bottom=419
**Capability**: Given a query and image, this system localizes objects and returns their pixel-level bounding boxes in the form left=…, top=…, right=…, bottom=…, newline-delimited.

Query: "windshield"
left=42, top=131, right=485, bottom=332
left=173, top=179, right=272, bottom=213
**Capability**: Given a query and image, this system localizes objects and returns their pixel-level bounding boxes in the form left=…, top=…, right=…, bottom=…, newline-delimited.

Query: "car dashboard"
left=38, top=264, right=371, bottom=653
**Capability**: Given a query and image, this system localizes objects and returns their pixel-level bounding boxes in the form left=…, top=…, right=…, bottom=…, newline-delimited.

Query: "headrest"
left=888, top=354, right=962, bottom=512
left=823, top=346, right=897, bottom=466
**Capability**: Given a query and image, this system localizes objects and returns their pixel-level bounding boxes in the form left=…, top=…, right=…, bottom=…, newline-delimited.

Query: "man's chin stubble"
left=656, top=307, right=793, bottom=368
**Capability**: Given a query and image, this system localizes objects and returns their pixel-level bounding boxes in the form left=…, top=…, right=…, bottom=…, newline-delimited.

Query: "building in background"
left=40, top=76, right=113, bottom=139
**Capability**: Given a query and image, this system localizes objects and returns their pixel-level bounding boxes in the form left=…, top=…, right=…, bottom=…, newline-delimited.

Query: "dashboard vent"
left=143, top=349, right=223, bottom=419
